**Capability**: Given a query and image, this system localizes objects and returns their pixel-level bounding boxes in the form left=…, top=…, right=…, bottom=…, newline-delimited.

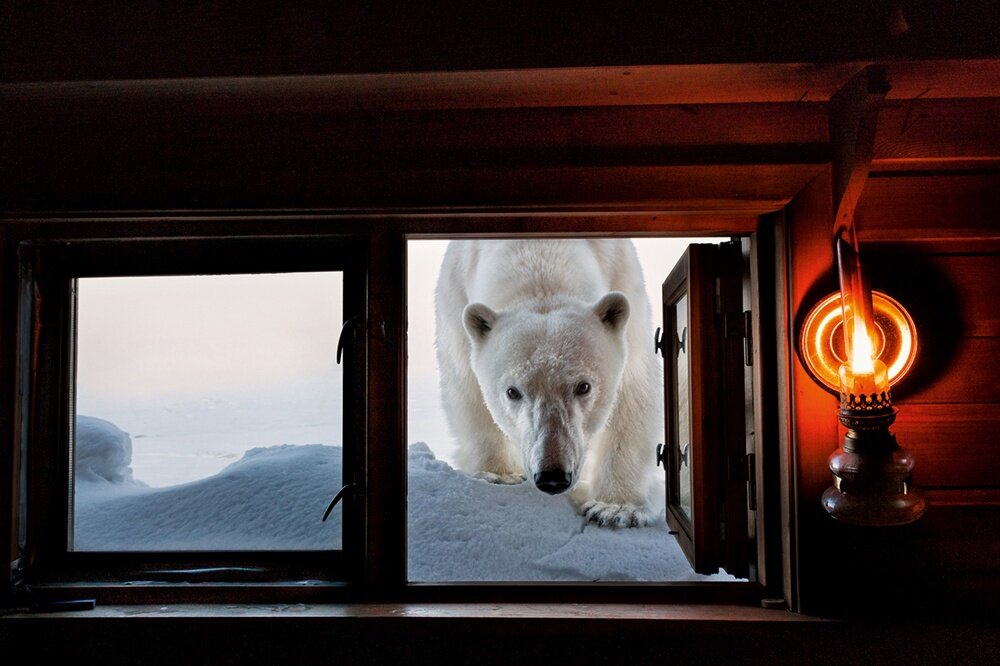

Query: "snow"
left=74, top=417, right=736, bottom=582
left=74, top=440, right=343, bottom=551
left=75, top=415, right=141, bottom=485
left=407, top=443, right=734, bottom=582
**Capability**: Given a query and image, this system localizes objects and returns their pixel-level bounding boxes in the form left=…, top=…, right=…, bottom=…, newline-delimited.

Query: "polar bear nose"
left=534, top=470, right=573, bottom=495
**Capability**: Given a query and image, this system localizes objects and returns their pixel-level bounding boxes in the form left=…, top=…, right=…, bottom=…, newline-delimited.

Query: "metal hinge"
left=727, top=452, right=757, bottom=511
left=724, top=309, right=753, bottom=366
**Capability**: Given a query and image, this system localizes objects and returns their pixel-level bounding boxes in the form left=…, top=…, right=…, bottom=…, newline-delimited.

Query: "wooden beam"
left=828, top=65, right=890, bottom=241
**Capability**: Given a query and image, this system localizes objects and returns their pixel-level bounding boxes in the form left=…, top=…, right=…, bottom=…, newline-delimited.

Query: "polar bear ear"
left=593, top=292, right=630, bottom=332
left=463, top=302, right=499, bottom=344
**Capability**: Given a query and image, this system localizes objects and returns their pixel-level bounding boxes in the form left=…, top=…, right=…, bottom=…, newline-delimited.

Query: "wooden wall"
left=788, top=168, right=1000, bottom=615
left=859, top=173, right=1000, bottom=493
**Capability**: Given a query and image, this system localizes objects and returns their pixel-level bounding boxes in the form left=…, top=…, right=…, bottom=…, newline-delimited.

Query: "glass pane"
left=674, top=293, right=693, bottom=521
left=72, top=272, right=344, bottom=551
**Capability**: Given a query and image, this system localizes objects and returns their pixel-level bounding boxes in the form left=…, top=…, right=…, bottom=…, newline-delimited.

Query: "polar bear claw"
left=581, top=500, right=655, bottom=529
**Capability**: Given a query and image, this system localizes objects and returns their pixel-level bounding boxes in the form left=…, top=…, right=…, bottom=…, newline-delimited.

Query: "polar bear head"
left=462, top=292, right=630, bottom=495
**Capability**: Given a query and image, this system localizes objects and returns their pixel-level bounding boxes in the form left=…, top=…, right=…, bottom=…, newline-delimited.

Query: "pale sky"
left=76, top=272, right=344, bottom=406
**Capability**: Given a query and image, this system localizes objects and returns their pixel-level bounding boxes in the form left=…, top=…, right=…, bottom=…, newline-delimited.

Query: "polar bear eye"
left=575, top=382, right=591, bottom=396
left=506, top=387, right=523, bottom=401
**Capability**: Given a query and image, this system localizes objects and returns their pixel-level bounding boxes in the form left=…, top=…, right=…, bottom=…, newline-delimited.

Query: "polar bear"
left=435, top=240, right=662, bottom=527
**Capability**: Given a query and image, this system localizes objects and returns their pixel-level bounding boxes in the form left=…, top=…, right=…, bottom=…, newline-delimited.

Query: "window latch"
left=653, top=326, right=686, bottom=359
left=336, top=317, right=365, bottom=365
left=322, top=483, right=361, bottom=522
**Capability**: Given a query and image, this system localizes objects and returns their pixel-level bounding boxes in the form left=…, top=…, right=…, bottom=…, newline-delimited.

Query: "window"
left=14, top=234, right=365, bottom=592
left=406, top=237, right=749, bottom=583
left=4, top=215, right=781, bottom=605
left=73, top=271, right=345, bottom=552
left=662, top=240, right=755, bottom=578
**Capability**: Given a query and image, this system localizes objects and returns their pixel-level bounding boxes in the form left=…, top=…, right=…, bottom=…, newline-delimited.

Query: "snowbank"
left=75, top=415, right=140, bottom=485
left=74, top=423, right=734, bottom=581
left=407, top=443, right=733, bottom=582
left=74, top=443, right=342, bottom=551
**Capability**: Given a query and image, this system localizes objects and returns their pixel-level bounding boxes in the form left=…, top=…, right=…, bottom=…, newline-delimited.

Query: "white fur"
left=435, top=240, right=662, bottom=527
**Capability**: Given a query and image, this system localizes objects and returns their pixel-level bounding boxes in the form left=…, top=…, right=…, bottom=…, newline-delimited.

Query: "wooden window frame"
left=1, top=213, right=785, bottom=607
left=11, top=228, right=368, bottom=604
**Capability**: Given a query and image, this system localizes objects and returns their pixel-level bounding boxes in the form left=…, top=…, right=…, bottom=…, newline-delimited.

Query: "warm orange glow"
left=838, top=356, right=889, bottom=399
left=850, top=315, right=876, bottom=376
left=799, top=291, right=917, bottom=393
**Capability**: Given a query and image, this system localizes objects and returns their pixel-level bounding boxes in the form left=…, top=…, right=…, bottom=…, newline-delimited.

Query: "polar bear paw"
left=476, top=471, right=527, bottom=485
left=581, top=500, right=655, bottom=528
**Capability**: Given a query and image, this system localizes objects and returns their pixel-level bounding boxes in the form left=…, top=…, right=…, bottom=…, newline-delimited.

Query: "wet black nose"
left=534, top=470, right=573, bottom=495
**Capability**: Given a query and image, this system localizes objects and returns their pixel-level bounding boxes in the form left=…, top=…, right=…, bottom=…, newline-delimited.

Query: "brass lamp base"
left=822, top=407, right=927, bottom=527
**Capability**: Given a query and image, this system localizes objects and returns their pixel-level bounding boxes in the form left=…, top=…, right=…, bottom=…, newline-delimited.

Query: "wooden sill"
left=10, top=602, right=814, bottom=622
left=5, top=603, right=996, bottom=663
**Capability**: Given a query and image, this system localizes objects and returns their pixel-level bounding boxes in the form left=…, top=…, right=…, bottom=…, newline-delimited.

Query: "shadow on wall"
left=864, top=248, right=963, bottom=401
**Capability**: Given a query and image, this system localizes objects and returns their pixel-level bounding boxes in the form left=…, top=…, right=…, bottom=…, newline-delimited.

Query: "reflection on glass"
left=72, top=272, right=344, bottom=551
left=674, top=293, right=692, bottom=521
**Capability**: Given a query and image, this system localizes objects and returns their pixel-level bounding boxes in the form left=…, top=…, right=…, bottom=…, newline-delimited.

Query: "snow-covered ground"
left=74, top=417, right=736, bottom=582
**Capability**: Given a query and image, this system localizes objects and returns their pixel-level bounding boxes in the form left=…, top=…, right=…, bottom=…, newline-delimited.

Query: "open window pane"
left=663, top=242, right=754, bottom=578
left=71, top=272, right=344, bottom=552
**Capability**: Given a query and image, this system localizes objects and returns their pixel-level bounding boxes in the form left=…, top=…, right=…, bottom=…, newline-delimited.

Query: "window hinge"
left=727, top=452, right=757, bottom=511
left=727, top=453, right=750, bottom=482
left=724, top=309, right=753, bottom=366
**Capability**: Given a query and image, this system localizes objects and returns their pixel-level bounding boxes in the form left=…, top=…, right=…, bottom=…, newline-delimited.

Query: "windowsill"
left=6, top=603, right=997, bottom=664
left=8, top=602, right=814, bottom=622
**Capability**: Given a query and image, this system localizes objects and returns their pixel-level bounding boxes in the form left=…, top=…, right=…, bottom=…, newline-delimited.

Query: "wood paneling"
left=855, top=172, right=1000, bottom=497
left=5, top=2, right=998, bottom=81
left=0, top=163, right=825, bottom=213
left=900, top=338, right=1000, bottom=404
left=893, top=404, right=1000, bottom=488
left=921, top=255, right=1000, bottom=338
left=873, top=98, right=1000, bottom=163
left=4, top=105, right=832, bottom=181
left=856, top=173, right=1000, bottom=242
left=3, top=77, right=840, bottom=213
left=0, top=65, right=862, bottom=110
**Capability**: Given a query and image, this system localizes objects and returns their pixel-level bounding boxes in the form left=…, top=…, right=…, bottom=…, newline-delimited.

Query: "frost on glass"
left=71, top=272, right=344, bottom=552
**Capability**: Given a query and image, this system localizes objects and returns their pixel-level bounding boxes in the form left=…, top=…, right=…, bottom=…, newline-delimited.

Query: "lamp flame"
left=851, top=316, right=876, bottom=376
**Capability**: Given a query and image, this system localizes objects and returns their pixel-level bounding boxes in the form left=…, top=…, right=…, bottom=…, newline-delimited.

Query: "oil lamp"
left=820, top=239, right=926, bottom=526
